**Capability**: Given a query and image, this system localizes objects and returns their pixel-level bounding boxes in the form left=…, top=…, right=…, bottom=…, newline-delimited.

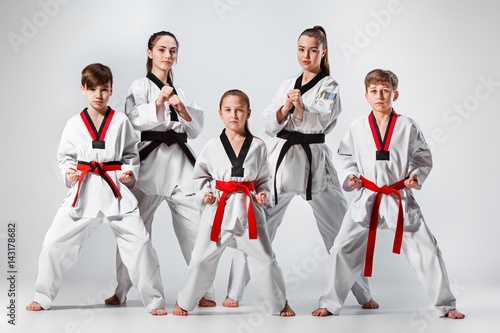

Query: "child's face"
left=297, top=35, right=325, bottom=73
left=147, top=35, right=177, bottom=73
left=219, top=95, right=251, bottom=133
left=81, top=82, right=112, bottom=113
left=365, top=83, right=399, bottom=114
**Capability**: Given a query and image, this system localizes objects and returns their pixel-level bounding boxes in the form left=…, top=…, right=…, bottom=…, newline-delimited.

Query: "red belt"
left=211, top=181, right=256, bottom=242
left=72, top=161, right=122, bottom=207
left=360, top=176, right=406, bottom=277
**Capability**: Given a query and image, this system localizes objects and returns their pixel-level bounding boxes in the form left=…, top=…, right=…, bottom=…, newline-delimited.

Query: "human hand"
left=168, top=94, right=184, bottom=110
left=156, top=85, right=174, bottom=107
left=118, top=170, right=134, bottom=184
left=404, top=174, right=418, bottom=189
left=253, top=192, right=267, bottom=204
left=283, top=94, right=294, bottom=113
left=348, top=174, right=364, bottom=189
left=66, top=168, right=79, bottom=182
left=168, top=95, right=191, bottom=121
left=287, top=89, right=304, bottom=114
left=204, top=192, right=216, bottom=205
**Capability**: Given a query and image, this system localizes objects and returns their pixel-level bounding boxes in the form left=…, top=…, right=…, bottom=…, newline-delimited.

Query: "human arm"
left=252, top=140, right=272, bottom=205
left=192, top=144, right=215, bottom=206
left=348, top=174, right=364, bottom=189
left=263, top=79, right=294, bottom=137
left=275, top=88, right=299, bottom=124
left=66, top=168, right=79, bottom=182
left=119, top=118, right=141, bottom=188
left=173, top=87, right=204, bottom=139
left=337, top=124, right=360, bottom=192
left=264, top=76, right=342, bottom=135
left=253, top=192, right=267, bottom=204
left=407, top=121, right=432, bottom=189
left=153, top=85, right=194, bottom=123
left=284, top=89, right=306, bottom=127
left=298, top=77, right=342, bottom=134
left=118, top=170, right=134, bottom=184
left=404, top=173, right=418, bottom=189
left=204, top=192, right=216, bottom=205
left=286, top=89, right=305, bottom=115
left=57, top=119, right=78, bottom=188
left=168, top=94, right=192, bottom=122
left=155, top=85, right=174, bottom=111
left=124, top=79, right=169, bottom=131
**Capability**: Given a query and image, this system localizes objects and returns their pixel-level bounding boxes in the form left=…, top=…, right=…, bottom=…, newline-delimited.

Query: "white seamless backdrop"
left=0, top=0, right=499, bottom=330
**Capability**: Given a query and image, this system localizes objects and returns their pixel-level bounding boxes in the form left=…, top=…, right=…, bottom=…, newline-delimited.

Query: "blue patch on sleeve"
left=323, top=92, right=336, bottom=100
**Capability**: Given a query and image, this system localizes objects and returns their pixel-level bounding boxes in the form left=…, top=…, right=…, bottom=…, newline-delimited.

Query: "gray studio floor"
left=4, top=275, right=493, bottom=333
left=3, top=200, right=493, bottom=333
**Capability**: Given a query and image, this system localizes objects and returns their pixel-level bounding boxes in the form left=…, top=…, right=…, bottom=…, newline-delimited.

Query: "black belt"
left=73, top=161, right=122, bottom=207
left=139, top=129, right=196, bottom=166
left=274, top=129, right=325, bottom=204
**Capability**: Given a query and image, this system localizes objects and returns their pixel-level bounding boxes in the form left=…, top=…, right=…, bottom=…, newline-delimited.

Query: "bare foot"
left=199, top=297, right=216, bottom=307
left=362, top=298, right=379, bottom=309
left=312, top=308, right=332, bottom=317
left=104, top=294, right=126, bottom=305
left=151, top=308, right=168, bottom=316
left=26, top=301, right=43, bottom=311
left=444, top=309, right=465, bottom=319
left=172, top=303, right=188, bottom=316
left=280, top=301, right=296, bottom=317
left=222, top=296, right=239, bottom=308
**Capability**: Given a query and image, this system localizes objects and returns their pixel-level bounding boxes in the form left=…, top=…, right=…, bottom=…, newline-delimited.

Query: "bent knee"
left=41, top=242, right=80, bottom=258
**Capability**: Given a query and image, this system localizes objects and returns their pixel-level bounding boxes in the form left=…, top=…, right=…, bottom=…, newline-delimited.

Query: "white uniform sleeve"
left=263, top=80, right=290, bottom=137
left=337, top=125, right=359, bottom=192
left=125, top=79, right=165, bottom=131
left=192, top=146, right=214, bottom=206
left=56, top=120, right=78, bottom=188
left=263, top=77, right=342, bottom=136
left=300, top=78, right=342, bottom=134
left=175, top=87, right=204, bottom=139
left=120, top=118, right=141, bottom=187
left=253, top=141, right=272, bottom=197
left=407, top=121, right=432, bottom=189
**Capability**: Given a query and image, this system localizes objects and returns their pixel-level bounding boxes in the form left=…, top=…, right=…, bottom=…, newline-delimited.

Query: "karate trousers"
left=177, top=215, right=287, bottom=313
left=113, top=186, right=215, bottom=302
left=226, top=173, right=372, bottom=304
left=318, top=213, right=457, bottom=316
left=33, top=208, right=165, bottom=312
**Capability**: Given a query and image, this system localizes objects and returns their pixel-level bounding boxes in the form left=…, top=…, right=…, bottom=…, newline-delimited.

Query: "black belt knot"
left=139, top=129, right=195, bottom=166
left=274, top=130, right=325, bottom=204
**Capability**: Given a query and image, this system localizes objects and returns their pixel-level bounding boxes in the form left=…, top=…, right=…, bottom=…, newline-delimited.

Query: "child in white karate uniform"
left=105, top=31, right=214, bottom=307
left=172, top=90, right=295, bottom=317
left=26, top=64, right=166, bottom=315
left=312, top=69, right=465, bottom=319
left=225, top=26, right=375, bottom=310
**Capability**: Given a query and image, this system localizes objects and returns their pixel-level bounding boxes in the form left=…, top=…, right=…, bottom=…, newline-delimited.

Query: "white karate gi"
left=33, top=111, right=165, bottom=312
left=227, top=73, right=371, bottom=304
left=176, top=136, right=287, bottom=313
left=112, top=77, right=213, bottom=302
left=318, top=113, right=457, bottom=316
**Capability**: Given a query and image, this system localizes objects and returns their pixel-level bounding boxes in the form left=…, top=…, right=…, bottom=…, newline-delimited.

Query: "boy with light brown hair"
left=312, top=69, right=464, bottom=319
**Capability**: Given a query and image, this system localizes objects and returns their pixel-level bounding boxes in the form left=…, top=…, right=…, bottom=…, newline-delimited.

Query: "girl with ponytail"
left=224, top=26, right=379, bottom=311
left=105, top=31, right=215, bottom=309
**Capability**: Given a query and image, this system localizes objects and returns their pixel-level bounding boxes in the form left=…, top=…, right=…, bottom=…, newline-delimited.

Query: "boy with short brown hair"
left=312, top=69, right=464, bottom=319
left=26, top=63, right=167, bottom=315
